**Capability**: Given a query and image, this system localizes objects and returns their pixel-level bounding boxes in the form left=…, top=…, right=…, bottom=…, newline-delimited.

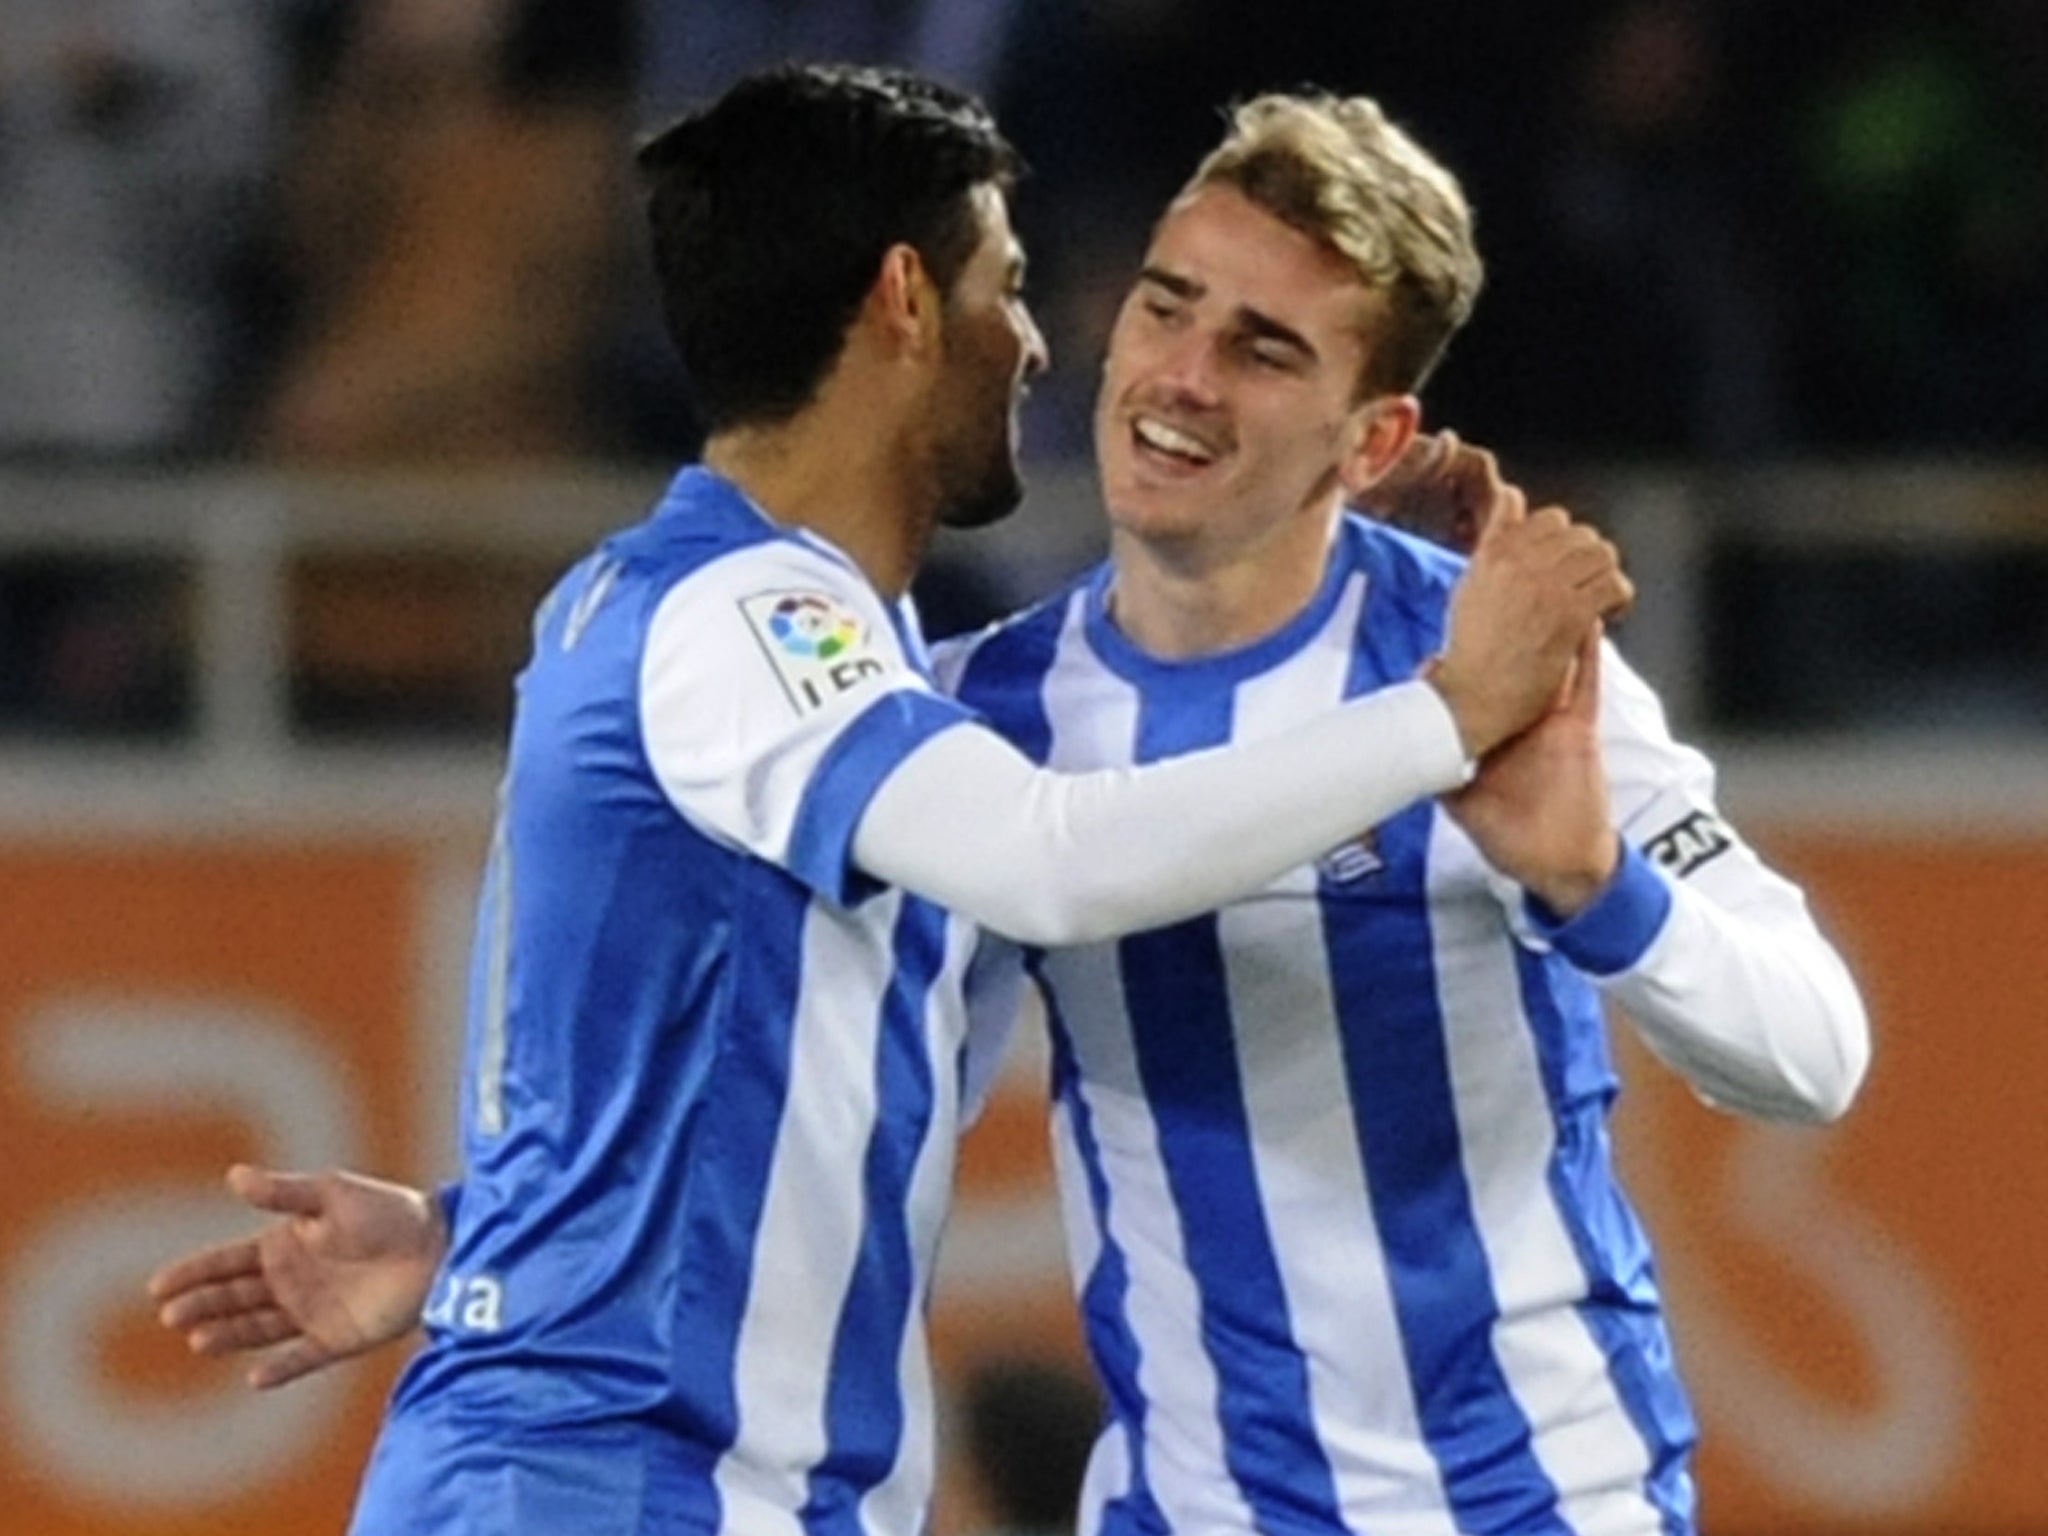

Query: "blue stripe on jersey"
left=946, top=593, right=1067, bottom=763
left=663, top=869, right=819, bottom=1533
left=787, top=689, right=972, bottom=904
left=803, top=896, right=951, bottom=1536
left=1045, top=981, right=1171, bottom=1536
left=1120, top=690, right=1346, bottom=1535
left=1317, top=803, right=1570, bottom=1536
left=1327, top=571, right=1573, bottom=1536
left=1514, top=949, right=1699, bottom=1534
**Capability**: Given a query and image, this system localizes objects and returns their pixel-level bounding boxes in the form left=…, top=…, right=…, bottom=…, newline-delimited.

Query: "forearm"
left=1535, top=848, right=1870, bottom=1122
left=855, top=679, right=1469, bottom=946
left=1609, top=884, right=1869, bottom=1123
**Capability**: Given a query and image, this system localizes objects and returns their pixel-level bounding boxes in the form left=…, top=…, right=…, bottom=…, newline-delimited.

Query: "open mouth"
left=1131, top=414, right=1220, bottom=471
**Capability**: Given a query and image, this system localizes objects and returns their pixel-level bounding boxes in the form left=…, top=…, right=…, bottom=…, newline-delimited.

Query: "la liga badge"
left=740, top=590, right=887, bottom=715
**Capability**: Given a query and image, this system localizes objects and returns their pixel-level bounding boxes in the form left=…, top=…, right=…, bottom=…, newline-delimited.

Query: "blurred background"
left=1, top=1, right=2043, bottom=1533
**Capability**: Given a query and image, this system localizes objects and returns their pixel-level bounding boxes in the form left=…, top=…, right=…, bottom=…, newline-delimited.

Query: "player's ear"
left=1339, top=393, right=1420, bottom=499
left=869, top=243, right=943, bottom=356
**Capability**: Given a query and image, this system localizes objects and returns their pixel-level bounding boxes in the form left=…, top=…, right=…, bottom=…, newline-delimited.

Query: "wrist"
left=1524, top=840, right=1673, bottom=978
left=1422, top=654, right=1500, bottom=759
left=1524, top=833, right=1622, bottom=920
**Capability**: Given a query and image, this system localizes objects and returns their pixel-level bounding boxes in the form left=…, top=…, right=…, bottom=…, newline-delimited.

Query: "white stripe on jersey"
left=716, top=892, right=903, bottom=1536
left=859, top=916, right=976, bottom=1536
left=1053, top=936, right=1261, bottom=1536
left=1043, top=590, right=1128, bottom=771
left=1425, top=815, right=1664, bottom=1535
left=1053, top=1094, right=1126, bottom=1521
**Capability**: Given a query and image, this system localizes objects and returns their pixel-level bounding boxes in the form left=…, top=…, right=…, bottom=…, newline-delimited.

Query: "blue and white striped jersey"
left=353, top=467, right=983, bottom=1536
left=934, top=511, right=1852, bottom=1536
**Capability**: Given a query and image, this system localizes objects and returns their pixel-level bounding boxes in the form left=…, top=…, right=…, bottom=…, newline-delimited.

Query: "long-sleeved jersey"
left=937, top=514, right=1868, bottom=1536
left=354, top=467, right=984, bottom=1536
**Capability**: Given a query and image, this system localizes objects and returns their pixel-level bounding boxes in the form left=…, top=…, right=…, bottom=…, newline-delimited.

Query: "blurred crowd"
left=3, top=0, right=2045, bottom=469
left=2, top=0, right=2044, bottom=741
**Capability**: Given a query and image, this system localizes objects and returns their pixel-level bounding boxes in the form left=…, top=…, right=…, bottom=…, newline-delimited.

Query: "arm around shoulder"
left=853, top=679, right=1470, bottom=946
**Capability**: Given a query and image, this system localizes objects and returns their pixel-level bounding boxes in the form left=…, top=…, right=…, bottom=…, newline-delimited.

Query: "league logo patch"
left=766, top=592, right=861, bottom=659
left=1644, top=808, right=1734, bottom=879
left=740, top=589, right=888, bottom=715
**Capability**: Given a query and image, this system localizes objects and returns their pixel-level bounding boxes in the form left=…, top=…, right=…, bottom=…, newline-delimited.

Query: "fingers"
left=1507, top=511, right=1628, bottom=606
left=188, top=1307, right=303, bottom=1358
left=227, top=1164, right=326, bottom=1220
left=1387, top=430, right=1449, bottom=487
left=249, top=1337, right=335, bottom=1392
left=1495, top=485, right=1527, bottom=528
left=147, top=1238, right=262, bottom=1305
left=1436, top=433, right=1519, bottom=551
left=1474, top=486, right=1530, bottom=552
left=1570, top=550, right=1635, bottom=622
left=1368, top=429, right=1529, bottom=555
left=1471, top=450, right=1525, bottom=543
left=1364, top=432, right=1451, bottom=530
left=156, top=1270, right=278, bottom=1332
left=1438, top=432, right=1502, bottom=505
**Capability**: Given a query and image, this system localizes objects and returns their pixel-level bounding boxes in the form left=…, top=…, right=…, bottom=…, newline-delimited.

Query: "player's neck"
left=703, top=409, right=933, bottom=599
left=1106, top=509, right=1341, bottom=661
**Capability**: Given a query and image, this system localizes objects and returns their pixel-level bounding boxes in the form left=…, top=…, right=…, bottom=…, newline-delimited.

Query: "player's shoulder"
left=1345, top=510, right=1466, bottom=593
left=529, top=468, right=892, bottom=685
left=1341, top=512, right=1465, bottom=645
left=594, top=470, right=887, bottom=643
left=931, top=565, right=1095, bottom=699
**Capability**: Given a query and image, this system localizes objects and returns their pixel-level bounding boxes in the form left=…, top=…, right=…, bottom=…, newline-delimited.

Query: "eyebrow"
left=1136, top=266, right=1318, bottom=363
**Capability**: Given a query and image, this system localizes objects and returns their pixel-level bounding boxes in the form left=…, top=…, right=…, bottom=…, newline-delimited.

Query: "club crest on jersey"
left=740, top=589, right=887, bottom=714
left=1644, top=808, right=1733, bottom=879
left=1316, top=831, right=1385, bottom=884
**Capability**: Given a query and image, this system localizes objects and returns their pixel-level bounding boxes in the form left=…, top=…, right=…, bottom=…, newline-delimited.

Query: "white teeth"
left=1133, top=416, right=1215, bottom=463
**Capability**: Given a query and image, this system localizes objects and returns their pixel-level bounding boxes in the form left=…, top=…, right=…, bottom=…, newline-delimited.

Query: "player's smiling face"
left=1094, top=185, right=1403, bottom=557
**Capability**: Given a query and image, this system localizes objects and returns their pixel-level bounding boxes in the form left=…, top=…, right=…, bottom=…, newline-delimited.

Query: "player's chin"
left=938, top=456, right=1024, bottom=530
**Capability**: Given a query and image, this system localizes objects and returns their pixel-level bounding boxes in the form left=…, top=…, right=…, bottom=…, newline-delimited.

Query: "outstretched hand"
left=147, top=1164, right=447, bottom=1390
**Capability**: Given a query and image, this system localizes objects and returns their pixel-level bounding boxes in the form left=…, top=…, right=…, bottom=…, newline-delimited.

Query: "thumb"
left=1474, top=484, right=1527, bottom=552
left=1568, top=623, right=1604, bottom=721
left=227, top=1164, right=326, bottom=1220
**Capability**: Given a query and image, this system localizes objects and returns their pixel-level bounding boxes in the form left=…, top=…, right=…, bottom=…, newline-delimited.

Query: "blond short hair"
left=1181, top=92, right=1483, bottom=396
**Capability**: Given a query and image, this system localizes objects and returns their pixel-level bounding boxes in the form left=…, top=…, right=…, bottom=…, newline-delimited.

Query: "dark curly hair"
left=638, top=64, right=1023, bottom=433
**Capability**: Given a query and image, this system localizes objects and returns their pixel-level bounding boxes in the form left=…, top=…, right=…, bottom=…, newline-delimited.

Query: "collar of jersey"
left=1080, top=523, right=1358, bottom=691
left=662, top=464, right=832, bottom=549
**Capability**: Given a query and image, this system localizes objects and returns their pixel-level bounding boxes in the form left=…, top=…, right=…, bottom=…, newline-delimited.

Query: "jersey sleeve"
left=639, top=539, right=975, bottom=905
left=855, top=676, right=1472, bottom=946
left=1527, top=641, right=1871, bottom=1123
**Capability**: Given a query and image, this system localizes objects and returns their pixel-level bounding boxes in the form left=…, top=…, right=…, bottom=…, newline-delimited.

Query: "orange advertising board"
left=1612, top=830, right=2048, bottom=1534
left=2, top=829, right=2044, bottom=1534
left=0, top=842, right=428, bottom=1536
